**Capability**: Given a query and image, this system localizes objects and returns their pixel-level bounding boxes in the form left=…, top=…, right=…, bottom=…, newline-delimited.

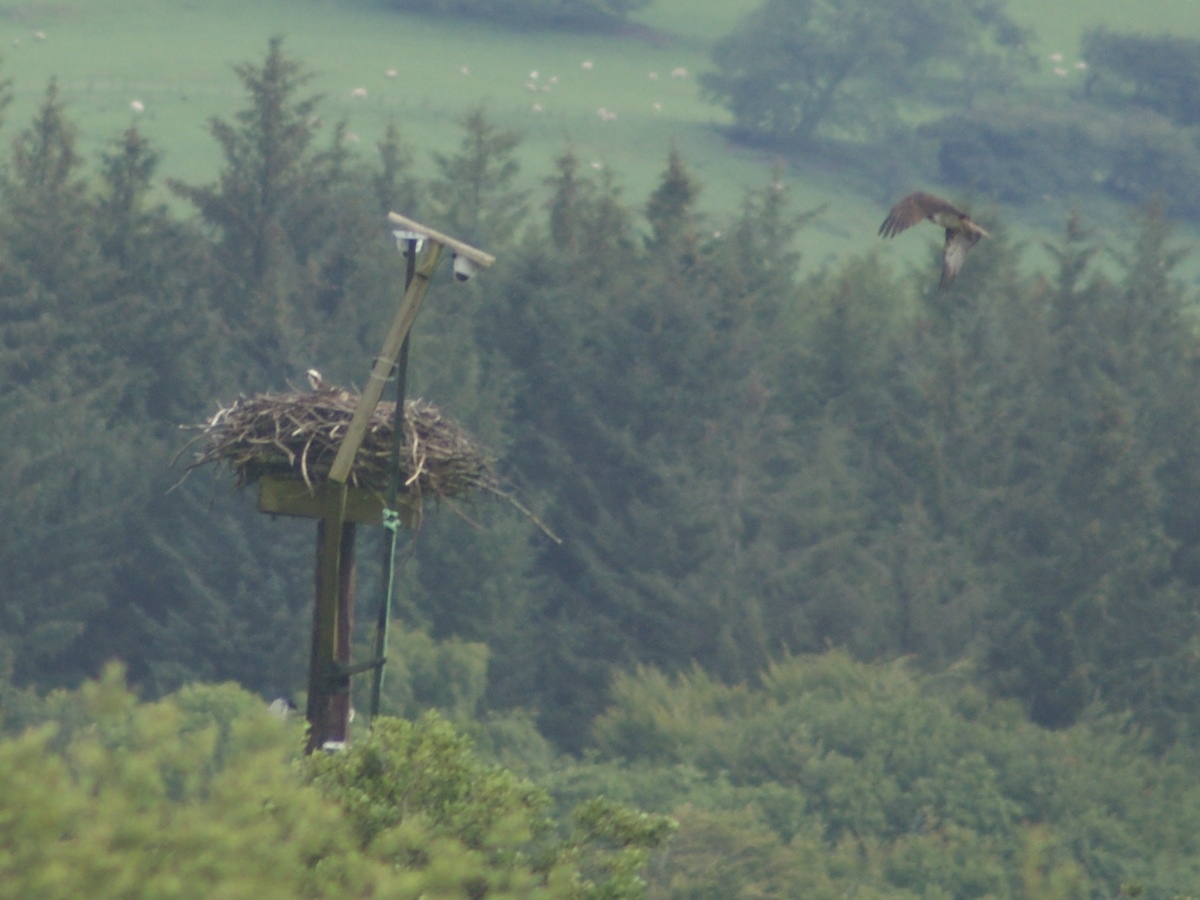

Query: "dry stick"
left=484, top=488, right=563, bottom=544
left=301, top=433, right=317, bottom=489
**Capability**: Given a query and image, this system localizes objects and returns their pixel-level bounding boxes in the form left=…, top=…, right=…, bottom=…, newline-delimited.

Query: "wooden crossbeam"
left=387, top=211, right=496, bottom=268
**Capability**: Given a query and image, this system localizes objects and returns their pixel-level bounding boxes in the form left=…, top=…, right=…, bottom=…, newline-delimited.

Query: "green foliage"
left=169, top=35, right=399, bottom=382
left=918, top=104, right=1111, bottom=205
left=0, top=665, right=404, bottom=898
left=0, top=81, right=186, bottom=687
left=702, top=0, right=1030, bottom=146
left=428, top=105, right=528, bottom=250
left=1105, top=114, right=1200, bottom=218
left=4, top=78, right=94, bottom=299
left=978, top=207, right=1200, bottom=737
left=169, top=35, right=324, bottom=295
left=1081, top=28, right=1200, bottom=126
left=644, top=146, right=701, bottom=255
left=585, top=651, right=1200, bottom=898
left=306, top=711, right=674, bottom=899
left=0, top=669, right=671, bottom=900
left=565, top=796, right=677, bottom=900
left=8, top=41, right=1200, bottom=900
left=0, top=39, right=420, bottom=698
left=307, top=713, right=551, bottom=851
left=354, top=623, right=491, bottom=721
left=396, top=506, right=546, bottom=711
left=919, top=101, right=1200, bottom=217
left=373, top=120, right=421, bottom=219
left=386, top=0, right=651, bottom=30
left=643, top=804, right=844, bottom=900
left=484, top=149, right=828, bottom=745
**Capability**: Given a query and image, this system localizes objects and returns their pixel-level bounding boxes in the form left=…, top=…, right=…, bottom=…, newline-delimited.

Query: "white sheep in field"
left=350, top=87, right=368, bottom=99
left=130, top=100, right=145, bottom=113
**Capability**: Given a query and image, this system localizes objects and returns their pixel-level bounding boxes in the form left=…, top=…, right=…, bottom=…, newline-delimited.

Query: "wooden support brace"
left=326, top=242, right=444, bottom=485
left=302, top=216, right=494, bottom=750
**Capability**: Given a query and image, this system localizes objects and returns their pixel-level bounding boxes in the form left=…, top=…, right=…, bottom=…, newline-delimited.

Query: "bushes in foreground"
left=0, top=666, right=671, bottom=900
left=556, top=652, right=1200, bottom=899
left=9, top=654, right=1200, bottom=898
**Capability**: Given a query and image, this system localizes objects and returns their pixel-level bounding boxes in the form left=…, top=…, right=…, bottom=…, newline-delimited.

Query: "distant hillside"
left=2, top=0, right=1198, bottom=279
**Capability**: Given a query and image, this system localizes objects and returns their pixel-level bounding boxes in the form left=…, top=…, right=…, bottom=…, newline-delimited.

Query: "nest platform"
left=181, top=385, right=497, bottom=502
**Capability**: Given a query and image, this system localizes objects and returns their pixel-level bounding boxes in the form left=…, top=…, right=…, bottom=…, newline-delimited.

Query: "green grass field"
left=2, top=0, right=1198, bottom=281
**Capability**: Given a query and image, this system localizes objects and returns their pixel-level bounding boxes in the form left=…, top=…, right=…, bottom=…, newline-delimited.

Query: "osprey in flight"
left=879, top=192, right=990, bottom=289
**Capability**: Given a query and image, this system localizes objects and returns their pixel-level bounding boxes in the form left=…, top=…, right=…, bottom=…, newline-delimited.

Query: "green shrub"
left=1081, top=29, right=1200, bottom=126
left=588, top=652, right=1200, bottom=898
left=920, top=104, right=1200, bottom=218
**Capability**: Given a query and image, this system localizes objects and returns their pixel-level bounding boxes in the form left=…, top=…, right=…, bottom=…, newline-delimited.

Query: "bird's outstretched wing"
left=940, top=228, right=983, bottom=289
left=879, top=192, right=966, bottom=239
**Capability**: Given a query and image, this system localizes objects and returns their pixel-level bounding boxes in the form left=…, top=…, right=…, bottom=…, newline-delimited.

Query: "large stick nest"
left=180, top=385, right=497, bottom=501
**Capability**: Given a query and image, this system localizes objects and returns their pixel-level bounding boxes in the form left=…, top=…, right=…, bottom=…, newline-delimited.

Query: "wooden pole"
left=327, top=242, right=444, bottom=485
left=306, top=244, right=442, bottom=753
left=303, top=216, right=493, bottom=751
left=330, top=523, right=356, bottom=742
left=305, top=486, right=348, bottom=752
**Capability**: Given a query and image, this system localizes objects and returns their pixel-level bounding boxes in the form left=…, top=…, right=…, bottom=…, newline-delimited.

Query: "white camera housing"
left=453, top=253, right=481, bottom=282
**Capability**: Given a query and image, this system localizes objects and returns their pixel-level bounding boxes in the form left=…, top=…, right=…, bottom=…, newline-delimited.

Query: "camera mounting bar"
left=386, top=211, right=496, bottom=269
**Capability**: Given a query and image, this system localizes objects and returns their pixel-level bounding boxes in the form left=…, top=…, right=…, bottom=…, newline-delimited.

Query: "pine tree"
left=645, top=145, right=701, bottom=264
left=0, top=85, right=152, bottom=686
left=952, top=209, right=1200, bottom=738
left=373, top=121, right=420, bottom=218
left=170, top=36, right=322, bottom=296
left=485, top=153, right=826, bottom=742
left=169, top=36, right=374, bottom=380
left=428, top=106, right=528, bottom=249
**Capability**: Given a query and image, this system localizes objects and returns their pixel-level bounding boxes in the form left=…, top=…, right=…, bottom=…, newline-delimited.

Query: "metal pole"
left=369, top=240, right=417, bottom=722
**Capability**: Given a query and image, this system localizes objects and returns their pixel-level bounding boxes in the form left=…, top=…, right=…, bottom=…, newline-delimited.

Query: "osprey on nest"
left=305, top=368, right=355, bottom=404
left=306, top=369, right=334, bottom=392
left=879, top=192, right=990, bottom=289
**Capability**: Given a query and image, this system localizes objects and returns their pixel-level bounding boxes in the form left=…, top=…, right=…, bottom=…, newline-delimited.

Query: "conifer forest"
left=6, top=4, right=1200, bottom=897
